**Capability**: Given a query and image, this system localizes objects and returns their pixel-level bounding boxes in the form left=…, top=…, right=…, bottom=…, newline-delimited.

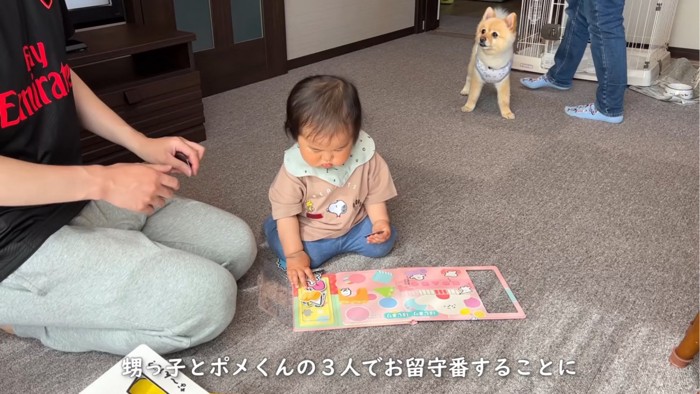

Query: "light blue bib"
left=283, top=130, right=375, bottom=187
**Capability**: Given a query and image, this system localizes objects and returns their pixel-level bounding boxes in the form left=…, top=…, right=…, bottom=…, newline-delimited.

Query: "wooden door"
left=128, top=0, right=287, bottom=96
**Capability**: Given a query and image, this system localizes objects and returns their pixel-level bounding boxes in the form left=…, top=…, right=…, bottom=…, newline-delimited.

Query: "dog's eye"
left=481, top=29, right=486, bottom=34
left=492, top=32, right=499, bottom=38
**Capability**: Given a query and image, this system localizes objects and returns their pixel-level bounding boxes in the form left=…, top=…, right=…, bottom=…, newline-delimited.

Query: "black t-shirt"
left=0, top=0, right=88, bottom=281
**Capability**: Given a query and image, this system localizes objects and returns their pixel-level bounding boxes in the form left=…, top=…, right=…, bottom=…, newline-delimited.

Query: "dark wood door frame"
left=196, top=0, right=287, bottom=96
left=124, top=0, right=176, bottom=29
left=125, top=0, right=287, bottom=96
left=415, top=0, right=440, bottom=33
left=125, top=1, right=445, bottom=94
left=192, top=0, right=286, bottom=95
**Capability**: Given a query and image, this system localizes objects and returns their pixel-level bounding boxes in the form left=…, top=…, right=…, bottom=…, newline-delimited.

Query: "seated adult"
left=0, top=0, right=256, bottom=355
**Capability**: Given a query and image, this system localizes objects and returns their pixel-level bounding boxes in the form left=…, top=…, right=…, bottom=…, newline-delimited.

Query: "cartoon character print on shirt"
left=305, top=200, right=323, bottom=219
left=327, top=200, right=347, bottom=218
left=303, top=179, right=362, bottom=220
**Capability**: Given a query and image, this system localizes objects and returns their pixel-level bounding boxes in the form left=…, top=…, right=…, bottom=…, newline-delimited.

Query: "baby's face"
left=298, top=126, right=353, bottom=169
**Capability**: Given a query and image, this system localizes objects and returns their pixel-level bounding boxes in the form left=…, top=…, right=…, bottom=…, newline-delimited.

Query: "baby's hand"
left=367, top=220, right=391, bottom=244
left=285, top=251, right=314, bottom=288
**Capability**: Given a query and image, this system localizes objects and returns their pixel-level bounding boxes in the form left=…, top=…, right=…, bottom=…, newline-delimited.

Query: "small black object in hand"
left=174, top=152, right=191, bottom=167
left=364, top=230, right=385, bottom=238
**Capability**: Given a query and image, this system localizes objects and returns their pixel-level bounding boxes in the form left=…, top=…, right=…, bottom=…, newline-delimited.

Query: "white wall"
left=284, top=0, right=415, bottom=60
left=669, top=0, right=699, bottom=49
left=283, top=0, right=697, bottom=60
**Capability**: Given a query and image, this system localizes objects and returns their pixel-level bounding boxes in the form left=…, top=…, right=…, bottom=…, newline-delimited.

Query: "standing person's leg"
left=521, top=0, right=588, bottom=90
left=565, top=0, right=626, bottom=123
left=0, top=198, right=257, bottom=355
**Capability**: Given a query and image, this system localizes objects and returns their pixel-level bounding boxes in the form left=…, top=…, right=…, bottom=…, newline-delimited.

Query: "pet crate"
left=512, top=0, right=679, bottom=86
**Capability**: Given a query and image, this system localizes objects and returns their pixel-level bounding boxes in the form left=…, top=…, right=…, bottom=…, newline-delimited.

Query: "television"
left=65, top=0, right=126, bottom=30
left=64, top=0, right=126, bottom=52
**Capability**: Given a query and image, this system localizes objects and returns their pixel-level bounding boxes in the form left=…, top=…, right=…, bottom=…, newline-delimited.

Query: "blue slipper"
left=520, top=75, right=571, bottom=90
left=564, top=103, right=623, bottom=124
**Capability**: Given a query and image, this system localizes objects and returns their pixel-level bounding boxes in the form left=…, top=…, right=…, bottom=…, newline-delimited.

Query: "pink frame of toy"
left=293, top=266, right=525, bottom=331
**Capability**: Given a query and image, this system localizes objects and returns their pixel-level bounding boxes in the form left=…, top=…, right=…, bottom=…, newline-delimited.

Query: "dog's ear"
left=506, top=12, right=518, bottom=33
left=482, top=7, right=495, bottom=20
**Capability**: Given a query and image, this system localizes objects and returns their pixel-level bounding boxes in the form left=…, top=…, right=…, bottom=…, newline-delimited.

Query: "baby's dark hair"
left=285, top=75, right=362, bottom=142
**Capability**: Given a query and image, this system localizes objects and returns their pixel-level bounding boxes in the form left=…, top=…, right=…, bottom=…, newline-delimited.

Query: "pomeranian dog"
left=460, top=7, right=518, bottom=119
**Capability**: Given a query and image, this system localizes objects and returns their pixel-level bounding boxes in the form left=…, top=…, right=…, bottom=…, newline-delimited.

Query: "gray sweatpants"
left=0, top=197, right=257, bottom=355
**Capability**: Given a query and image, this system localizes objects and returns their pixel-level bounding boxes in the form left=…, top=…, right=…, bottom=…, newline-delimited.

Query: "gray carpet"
left=2, top=31, right=698, bottom=393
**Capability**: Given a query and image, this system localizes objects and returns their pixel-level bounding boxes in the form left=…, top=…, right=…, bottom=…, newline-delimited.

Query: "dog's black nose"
left=479, top=37, right=487, bottom=46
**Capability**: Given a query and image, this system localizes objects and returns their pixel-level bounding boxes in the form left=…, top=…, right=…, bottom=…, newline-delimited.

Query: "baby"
left=264, top=75, right=398, bottom=287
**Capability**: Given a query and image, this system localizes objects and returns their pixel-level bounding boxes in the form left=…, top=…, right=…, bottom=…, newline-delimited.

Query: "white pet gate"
left=512, top=0, right=679, bottom=86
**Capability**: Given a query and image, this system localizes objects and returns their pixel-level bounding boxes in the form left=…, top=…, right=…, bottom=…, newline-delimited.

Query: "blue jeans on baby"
left=263, top=215, right=397, bottom=269
left=545, top=0, right=627, bottom=117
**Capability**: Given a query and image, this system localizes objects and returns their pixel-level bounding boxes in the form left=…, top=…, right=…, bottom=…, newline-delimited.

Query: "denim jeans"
left=263, top=215, right=397, bottom=269
left=545, top=0, right=627, bottom=116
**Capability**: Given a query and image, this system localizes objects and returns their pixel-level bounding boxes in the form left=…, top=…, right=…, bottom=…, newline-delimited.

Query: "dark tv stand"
left=66, top=38, right=87, bottom=53
left=67, top=23, right=205, bottom=165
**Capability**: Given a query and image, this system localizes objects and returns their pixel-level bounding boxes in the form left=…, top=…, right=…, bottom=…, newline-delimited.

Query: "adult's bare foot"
left=0, top=325, right=14, bottom=335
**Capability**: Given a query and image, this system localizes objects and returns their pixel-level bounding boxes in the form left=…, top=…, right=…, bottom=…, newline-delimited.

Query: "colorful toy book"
left=293, top=266, right=525, bottom=331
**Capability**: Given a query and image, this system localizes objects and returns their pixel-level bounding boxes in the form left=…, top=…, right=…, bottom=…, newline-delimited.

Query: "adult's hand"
left=132, top=136, right=205, bottom=177
left=96, top=163, right=180, bottom=215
